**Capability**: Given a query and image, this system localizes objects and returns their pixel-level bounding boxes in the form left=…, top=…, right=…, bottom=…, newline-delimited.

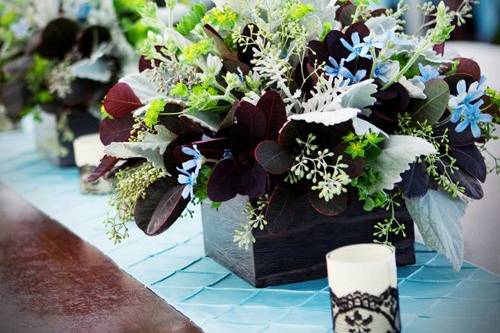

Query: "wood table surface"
left=0, top=183, right=203, bottom=333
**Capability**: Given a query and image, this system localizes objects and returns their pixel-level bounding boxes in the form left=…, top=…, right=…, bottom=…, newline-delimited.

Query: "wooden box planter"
left=202, top=195, right=415, bottom=287
left=34, top=109, right=99, bottom=167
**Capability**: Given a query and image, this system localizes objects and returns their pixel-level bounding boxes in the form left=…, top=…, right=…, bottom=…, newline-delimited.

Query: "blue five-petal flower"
left=177, top=167, right=197, bottom=199
left=448, top=77, right=489, bottom=138
left=177, top=144, right=205, bottom=199
left=181, top=144, right=203, bottom=174
left=373, top=62, right=392, bottom=83
left=340, top=32, right=372, bottom=62
left=324, top=57, right=366, bottom=85
left=222, top=148, right=233, bottom=160
left=454, top=99, right=492, bottom=138
left=414, top=63, right=440, bottom=83
left=324, top=57, right=351, bottom=78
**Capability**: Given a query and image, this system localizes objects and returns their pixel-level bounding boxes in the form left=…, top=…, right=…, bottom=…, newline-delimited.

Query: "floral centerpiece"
left=93, top=0, right=500, bottom=286
left=0, top=0, right=135, bottom=164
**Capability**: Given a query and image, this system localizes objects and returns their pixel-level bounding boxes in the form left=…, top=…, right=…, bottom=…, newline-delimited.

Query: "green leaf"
left=175, top=3, right=207, bottom=36
left=404, top=190, right=466, bottom=270
left=410, top=79, right=450, bottom=125
left=144, top=99, right=166, bottom=128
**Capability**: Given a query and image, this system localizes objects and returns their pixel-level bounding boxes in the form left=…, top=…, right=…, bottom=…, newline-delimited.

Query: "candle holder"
left=73, top=134, right=112, bottom=194
left=326, top=243, right=400, bottom=333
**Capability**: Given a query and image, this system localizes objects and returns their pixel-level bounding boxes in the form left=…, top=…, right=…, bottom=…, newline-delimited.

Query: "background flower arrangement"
left=93, top=0, right=500, bottom=270
left=0, top=0, right=136, bottom=137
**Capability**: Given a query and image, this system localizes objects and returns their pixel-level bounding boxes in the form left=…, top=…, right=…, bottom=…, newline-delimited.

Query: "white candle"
left=73, top=133, right=111, bottom=194
left=73, top=134, right=104, bottom=168
left=326, top=244, right=400, bottom=333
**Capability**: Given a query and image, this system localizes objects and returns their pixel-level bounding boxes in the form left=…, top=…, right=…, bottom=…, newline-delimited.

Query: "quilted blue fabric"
left=1, top=129, right=499, bottom=333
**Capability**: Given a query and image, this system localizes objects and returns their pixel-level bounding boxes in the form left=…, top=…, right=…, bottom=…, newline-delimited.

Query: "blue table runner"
left=1, top=129, right=499, bottom=333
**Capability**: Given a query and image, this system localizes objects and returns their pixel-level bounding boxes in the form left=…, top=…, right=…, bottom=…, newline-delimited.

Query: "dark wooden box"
left=34, top=109, right=99, bottom=167
left=202, top=195, right=415, bottom=287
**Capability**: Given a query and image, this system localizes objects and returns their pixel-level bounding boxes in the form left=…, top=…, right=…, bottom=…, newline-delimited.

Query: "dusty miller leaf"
left=302, top=76, right=346, bottom=113
left=369, top=135, right=436, bottom=193
left=288, top=108, right=359, bottom=127
left=340, top=80, right=377, bottom=110
left=302, top=78, right=376, bottom=113
left=352, top=117, right=388, bottom=137
left=365, top=16, right=398, bottom=35
left=71, top=58, right=112, bottom=82
left=405, top=190, right=466, bottom=270
left=119, top=70, right=162, bottom=104
left=183, top=109, right=220, bottom=133
left=104, top=125, right=176, bottom=172
left=399, top=77, right=427, bottom=99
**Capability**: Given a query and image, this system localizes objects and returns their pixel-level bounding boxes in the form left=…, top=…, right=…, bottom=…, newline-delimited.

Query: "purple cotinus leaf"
left=265, top=186, right=296, bottom=234
left=135, top=177, right=189, bottom=235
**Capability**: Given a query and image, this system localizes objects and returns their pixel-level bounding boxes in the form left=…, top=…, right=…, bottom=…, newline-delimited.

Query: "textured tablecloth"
left=1, top=129, right=499, bottom=333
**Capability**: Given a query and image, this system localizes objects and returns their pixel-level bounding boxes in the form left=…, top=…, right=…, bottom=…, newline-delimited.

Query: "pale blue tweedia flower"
left=414, top=63, right=440, bottom=83
left=324, top=57, right=350, bottom=78
left=349, top=69, right=367, bottom=84
left=181, top=144, right=203, bottom=174
left=11, top=18, right=30, bottom=39
left=325, top=56, right=366, bottom=85
left=342, top=68, right=367, bottom=85
left=454, top=99, right=491, bottom=138
left=177, top=167, right=198, bottom=199
left=449, top=77, right=486, bottom=111
left=340, top=32, right=371, bottom=62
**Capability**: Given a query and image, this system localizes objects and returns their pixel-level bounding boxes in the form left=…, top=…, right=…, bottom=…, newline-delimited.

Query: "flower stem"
left=382, top=42, right=430, bottom=90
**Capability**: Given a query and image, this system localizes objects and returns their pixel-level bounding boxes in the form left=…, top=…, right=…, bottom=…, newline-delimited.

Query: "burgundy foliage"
left=99, top=112, right=134, bottom=145
left=135, top=177, right=189, bottom=235
left=206, top=90, right=288, bottom=202
left=87, top=156, right=119, bottom=182
left=265, top=185, right=296, bottom=233
left=103, top=82, right=143, bottom=118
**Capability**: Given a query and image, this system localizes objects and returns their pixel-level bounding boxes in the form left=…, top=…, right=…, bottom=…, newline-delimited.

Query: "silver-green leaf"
left=340, top=79, right=378, bottom=110
left=104, top=125, right=176, bottom=173
left=405, top=190, right=466, bottom=270
left=410, top=78, right=450, bottom=124
left=369, top=135, right=436, bottom=193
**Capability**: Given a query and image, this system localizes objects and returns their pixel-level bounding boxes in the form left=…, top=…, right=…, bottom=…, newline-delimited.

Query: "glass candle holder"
left=326, top=243, right=400, bottom=333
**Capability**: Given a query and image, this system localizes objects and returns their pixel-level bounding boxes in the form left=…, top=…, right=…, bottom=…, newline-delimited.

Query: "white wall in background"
left=446, top=42, right=500, bottom=274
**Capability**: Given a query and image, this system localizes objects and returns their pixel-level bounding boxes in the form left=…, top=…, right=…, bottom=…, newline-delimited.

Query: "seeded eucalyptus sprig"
left=104, top=162, right=165, bottom=244
left=373, top=192, right=406, bottom=245
left=398, top=114, right=464, bottom=198
left=286, top=134, right=351, bottom=202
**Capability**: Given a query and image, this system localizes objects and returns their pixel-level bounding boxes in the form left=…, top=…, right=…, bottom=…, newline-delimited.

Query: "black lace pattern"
left=330, top=286, right=400, bottom=333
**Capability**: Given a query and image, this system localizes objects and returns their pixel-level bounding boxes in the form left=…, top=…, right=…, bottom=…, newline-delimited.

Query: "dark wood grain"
left=202, top=195, right=415, bottom=287
left=0, top=183, right=203, bottom=333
